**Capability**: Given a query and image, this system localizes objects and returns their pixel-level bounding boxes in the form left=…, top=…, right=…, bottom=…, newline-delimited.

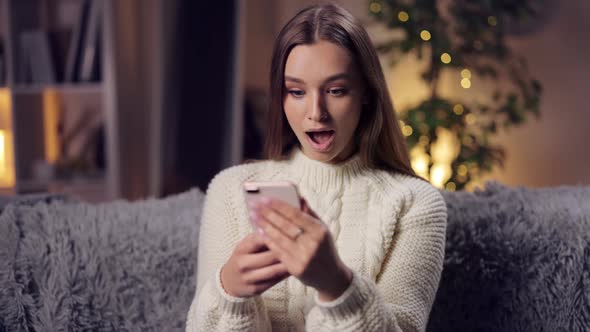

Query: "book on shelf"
left=19, top=31, right=56, bottom=84
left=64, top=0, right=91, bottom=83
left=79, top=0, right=103, bottom=82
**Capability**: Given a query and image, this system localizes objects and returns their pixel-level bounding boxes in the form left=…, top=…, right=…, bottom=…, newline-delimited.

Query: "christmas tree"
left=369, top=0, right=543, bottom=191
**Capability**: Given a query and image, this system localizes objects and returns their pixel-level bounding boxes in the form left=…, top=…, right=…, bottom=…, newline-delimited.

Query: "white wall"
left=488, top=1, right=590, bottom=187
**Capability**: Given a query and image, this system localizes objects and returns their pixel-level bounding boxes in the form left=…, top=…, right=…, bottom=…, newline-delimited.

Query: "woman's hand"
left=220, top=233, right=290, bottom=298
left=250, top=197, right=353, bottom=301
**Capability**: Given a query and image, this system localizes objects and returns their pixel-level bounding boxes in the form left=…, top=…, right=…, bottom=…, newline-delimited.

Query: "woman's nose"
left=307, top=93, right=328, bottom=121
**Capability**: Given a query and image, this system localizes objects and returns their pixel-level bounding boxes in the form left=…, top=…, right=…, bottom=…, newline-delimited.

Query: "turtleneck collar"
left=285, top=147, right=365, bottom=192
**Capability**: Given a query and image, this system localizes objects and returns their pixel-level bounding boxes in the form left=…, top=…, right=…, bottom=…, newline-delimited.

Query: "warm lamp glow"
left=431, top=128, right=461, bottom=163
left=429, top=127, right=461, bottom=188
left=0, top=131, right=6, bottom=172
left=410, top=144, right=430, bottom=180
left=43, top=89, right=61, bottom=163
left=0, top=131, right=16, bottom=188
left=0, top=89, right=15, bottom=188
left=430, top=163, right=452, bottom=188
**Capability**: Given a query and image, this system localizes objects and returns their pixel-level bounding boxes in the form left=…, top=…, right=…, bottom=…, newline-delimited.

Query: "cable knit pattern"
left=186, top=148, right=447, bottom=332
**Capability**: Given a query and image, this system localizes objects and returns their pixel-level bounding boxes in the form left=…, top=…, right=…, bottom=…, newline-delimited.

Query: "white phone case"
left=243, top=181, right=301, bottom=209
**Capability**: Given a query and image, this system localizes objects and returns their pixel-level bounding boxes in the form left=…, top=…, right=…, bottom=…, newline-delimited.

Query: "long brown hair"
left=265, top=3, right=419, bottom=179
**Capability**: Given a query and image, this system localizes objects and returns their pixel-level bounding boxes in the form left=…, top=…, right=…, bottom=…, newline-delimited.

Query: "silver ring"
left=293, top=227, right=304, bottom=240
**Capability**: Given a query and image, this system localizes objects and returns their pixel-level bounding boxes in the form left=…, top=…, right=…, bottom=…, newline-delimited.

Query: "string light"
left=398, top=11, right=409, bottom=22
left=457, top=164, right=468, bottom=176
left=488, top=16, right=497, bottom=26
left=441, top=53, right=452, bottom=64
left=465, top=113, right=476, bottom=125
left=445, top=182, right=456, bottom=192
left=369, top=2, right=382, bottom=14
left=456, top=174, right=467, bottom=183
left=402, top=125, right=413, bottom=136
left=461, top=69, right=471, bottom=79
left=453, top=104, right=464, bottom=115
left=461, top=78, right=471, bottom=89
left=420, top=30, right=431, bottom=41
left=419, top=135, right=430, bottom=145
left=419, top=123, right=430, bottom=134
left=473, top=40, right=483, bottom=50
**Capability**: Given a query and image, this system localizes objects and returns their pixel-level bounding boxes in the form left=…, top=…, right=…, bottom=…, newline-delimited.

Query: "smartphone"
left=243, top=181, right=301, bottom=209
left=243, top=181, right=301, bottom=228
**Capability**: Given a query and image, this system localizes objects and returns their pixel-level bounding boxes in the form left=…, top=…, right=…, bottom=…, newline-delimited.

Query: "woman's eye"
left=328, top=88, right=347, bottom=96
left=288, top=90, right=305, bottom=98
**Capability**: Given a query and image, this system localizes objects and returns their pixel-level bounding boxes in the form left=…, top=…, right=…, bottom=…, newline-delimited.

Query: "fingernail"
left=249, top=210, right=259, bottom=221
left=252, top=201, right=263, bottom=211
left=260, top=197, right=271, bottom=205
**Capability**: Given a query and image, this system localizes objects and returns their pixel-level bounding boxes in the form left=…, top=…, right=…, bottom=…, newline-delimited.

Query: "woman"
left=186, top=3, right=447, bottom=331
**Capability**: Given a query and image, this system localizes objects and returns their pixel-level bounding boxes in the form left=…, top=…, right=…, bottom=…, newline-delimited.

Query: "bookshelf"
left=0, top=0, right=119, bottom=202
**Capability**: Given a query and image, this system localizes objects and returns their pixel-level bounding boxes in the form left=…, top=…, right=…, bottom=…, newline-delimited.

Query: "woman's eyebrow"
left=284, top=73, right=350, bottom=84
left=285, top=75, right=304, bottom=83
left=323, top=73, right=350, bottom=83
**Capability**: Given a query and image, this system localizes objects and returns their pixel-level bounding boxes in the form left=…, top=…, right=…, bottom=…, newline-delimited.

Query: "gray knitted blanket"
left=0, top=189, right=203, bottom=332
left=0, top=182, right=589, bottom=332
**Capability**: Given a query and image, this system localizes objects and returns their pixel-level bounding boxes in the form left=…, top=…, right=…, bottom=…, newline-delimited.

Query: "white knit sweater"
left=185, top=148, right=447, bottom=331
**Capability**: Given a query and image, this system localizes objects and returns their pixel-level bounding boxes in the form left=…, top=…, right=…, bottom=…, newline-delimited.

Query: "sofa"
left=1, top=182, right=589, bottom=331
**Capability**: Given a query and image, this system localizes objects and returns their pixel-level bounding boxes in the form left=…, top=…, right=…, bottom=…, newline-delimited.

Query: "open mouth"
left=305, top=130, right=335, bottom=152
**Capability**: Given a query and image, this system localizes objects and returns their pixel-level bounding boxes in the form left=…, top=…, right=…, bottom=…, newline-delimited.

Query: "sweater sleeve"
left=186, top=171, right=272, bottom=332
left=305, top=180, right=447, bottom=332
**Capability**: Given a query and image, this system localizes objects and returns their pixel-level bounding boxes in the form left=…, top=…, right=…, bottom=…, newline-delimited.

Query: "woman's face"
left=283, top=40, right=364, bottom=164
